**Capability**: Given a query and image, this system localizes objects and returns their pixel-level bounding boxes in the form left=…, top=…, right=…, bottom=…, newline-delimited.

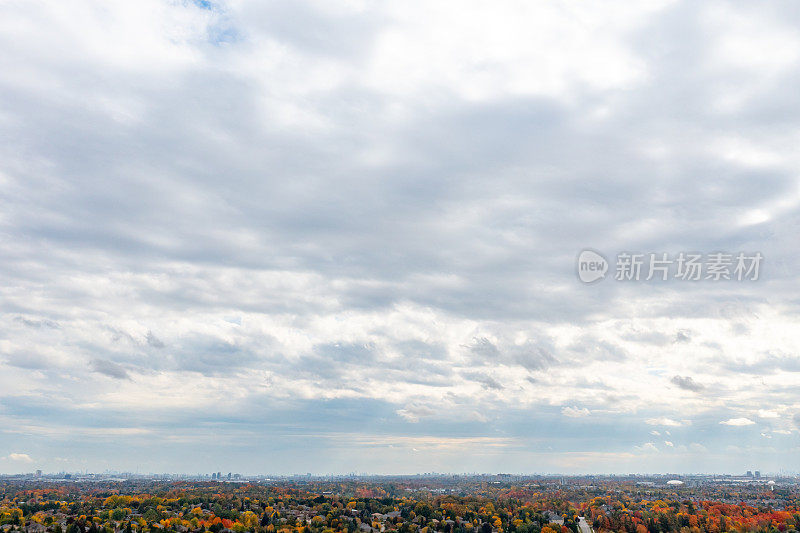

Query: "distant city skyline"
left=0, top=470, right=793, bottom=479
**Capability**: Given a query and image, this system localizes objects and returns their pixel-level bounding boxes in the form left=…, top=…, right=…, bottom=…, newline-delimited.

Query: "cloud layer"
left=1, top=0, right=800, bottom=474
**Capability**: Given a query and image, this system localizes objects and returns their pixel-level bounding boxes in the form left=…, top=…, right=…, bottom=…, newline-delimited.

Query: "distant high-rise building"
left=227, top=472, right=232, bottom=480
left=35, top=470, right=42, bottom=477
left=212, top=473, right=217, bottom=479
left=746, top=470, right=753, bottom=477
left=755, top=471, right=761, bottom=479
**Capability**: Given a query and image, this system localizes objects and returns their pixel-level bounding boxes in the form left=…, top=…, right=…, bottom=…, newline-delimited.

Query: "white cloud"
left=562, top=406, right=591, bottom=418
left=645, top=418, right=686, bottom=427
left=635, top=442, right=659, bottom=453
left=396, top=404, right=436, bottom=423
left=5, top=453, right=33, bottom=463
left=720, top=418, right=756, bottom=426
left=468, top=411, right=489, bottom=423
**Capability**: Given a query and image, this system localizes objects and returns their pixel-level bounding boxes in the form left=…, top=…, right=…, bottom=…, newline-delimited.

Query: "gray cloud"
left=462, top=371, right=504, bottom=391
left=14, top=316, right=60, bottom=329
left=671, top=375, right=704, bottom=393
left=90, top=359, right=130, bottom=380
left=146, top=331, right=165, bottom=349
left=722, top=352, right=800, bottom=375
left=468, top=338, right=501, bottom=360
left=3, top=351, right=55, bottom=370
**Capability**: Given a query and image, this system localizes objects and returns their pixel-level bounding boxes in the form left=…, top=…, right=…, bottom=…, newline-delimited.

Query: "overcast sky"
left=1, top=0, right=800, bottom=475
